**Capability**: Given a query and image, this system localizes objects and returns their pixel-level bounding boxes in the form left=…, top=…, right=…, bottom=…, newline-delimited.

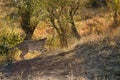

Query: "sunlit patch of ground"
left=24, top=51, right=41, bottom=60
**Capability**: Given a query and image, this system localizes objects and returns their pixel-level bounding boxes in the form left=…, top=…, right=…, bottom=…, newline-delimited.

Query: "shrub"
left=0, top=30, right=23, bottom=61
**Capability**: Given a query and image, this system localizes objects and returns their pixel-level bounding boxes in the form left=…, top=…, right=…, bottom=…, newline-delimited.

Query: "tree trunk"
left=21, top=11, right=34, bottom=40
left=69, top=11, right=81, bottom=39
left=24, top=27, right=35, bottom=40
left=71, top=21, right=81, bottom=39
left=49, top=16, right=61, bottom=35
left=113, top=10, right=120, bottom=28
left=57, top=18, right=68, bottom=48
left=59, top=33, right=68, bottom=48
left=49, top=16, right=68, bottom=48
left=20, top=0, right=36, bottom=40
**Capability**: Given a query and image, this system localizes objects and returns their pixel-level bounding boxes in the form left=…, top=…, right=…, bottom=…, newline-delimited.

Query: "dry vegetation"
left=0, top=27, right=120, bottom=80
left=0, top=0, right=120, bottom=80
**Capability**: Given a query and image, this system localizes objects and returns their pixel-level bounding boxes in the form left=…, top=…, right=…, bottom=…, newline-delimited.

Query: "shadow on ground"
left=0, top=38, right=120, bottom=80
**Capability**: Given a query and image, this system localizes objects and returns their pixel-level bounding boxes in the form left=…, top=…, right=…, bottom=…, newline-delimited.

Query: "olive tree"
left=3, top=0, right=42, bottom=40
left=40, top=0, right=82, bottom=48
left=40, top=0, right=69, bottom=48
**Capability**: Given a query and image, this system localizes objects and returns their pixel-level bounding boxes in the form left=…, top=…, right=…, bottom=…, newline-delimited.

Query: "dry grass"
left=0, top=55, right=6, bottom=63
left=0, top=28, right=120, bottom=80
left=0, top=49, right=44, bottom=63
left=0, top=1, right=120, bottom=80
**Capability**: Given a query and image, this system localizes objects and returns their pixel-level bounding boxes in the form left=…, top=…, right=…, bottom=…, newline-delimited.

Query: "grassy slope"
left=0, top=28, right=120, bottom=80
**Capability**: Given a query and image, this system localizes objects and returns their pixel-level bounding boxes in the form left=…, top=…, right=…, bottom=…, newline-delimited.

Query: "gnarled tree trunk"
left=20, top=0, right=37, bottom=40
left=113, top=10, right=120, bottom=28
left=69, top=13, right=81, bottom=39
left=59, top=33, right=68, bottom=48
left=57, top=18, right=68, bottom=48
left=49, top=15, right=68, bottom=48
left=69, top=0, right=81, bottom=40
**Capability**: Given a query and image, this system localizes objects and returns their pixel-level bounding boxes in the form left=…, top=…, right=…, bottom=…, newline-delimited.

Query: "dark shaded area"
left=87, top=0, right=107, bottom=8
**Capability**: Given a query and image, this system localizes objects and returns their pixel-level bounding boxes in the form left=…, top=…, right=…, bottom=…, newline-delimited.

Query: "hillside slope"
left=0, top=32, right=120, bottom=80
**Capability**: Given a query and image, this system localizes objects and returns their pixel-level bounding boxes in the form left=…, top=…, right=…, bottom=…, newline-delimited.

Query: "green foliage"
left=6, top=0, right=43, bottom=21
left=107, top=0, right=120, bottom=28
left=3, top=0, right=46, bottom=40
left=107, top=0, right=120, bottom=12
left=0, top=32, right=23, bottom=47
left=0, top=45, right=9, bottom=55
left=0, top=29, right=23, bottom=55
